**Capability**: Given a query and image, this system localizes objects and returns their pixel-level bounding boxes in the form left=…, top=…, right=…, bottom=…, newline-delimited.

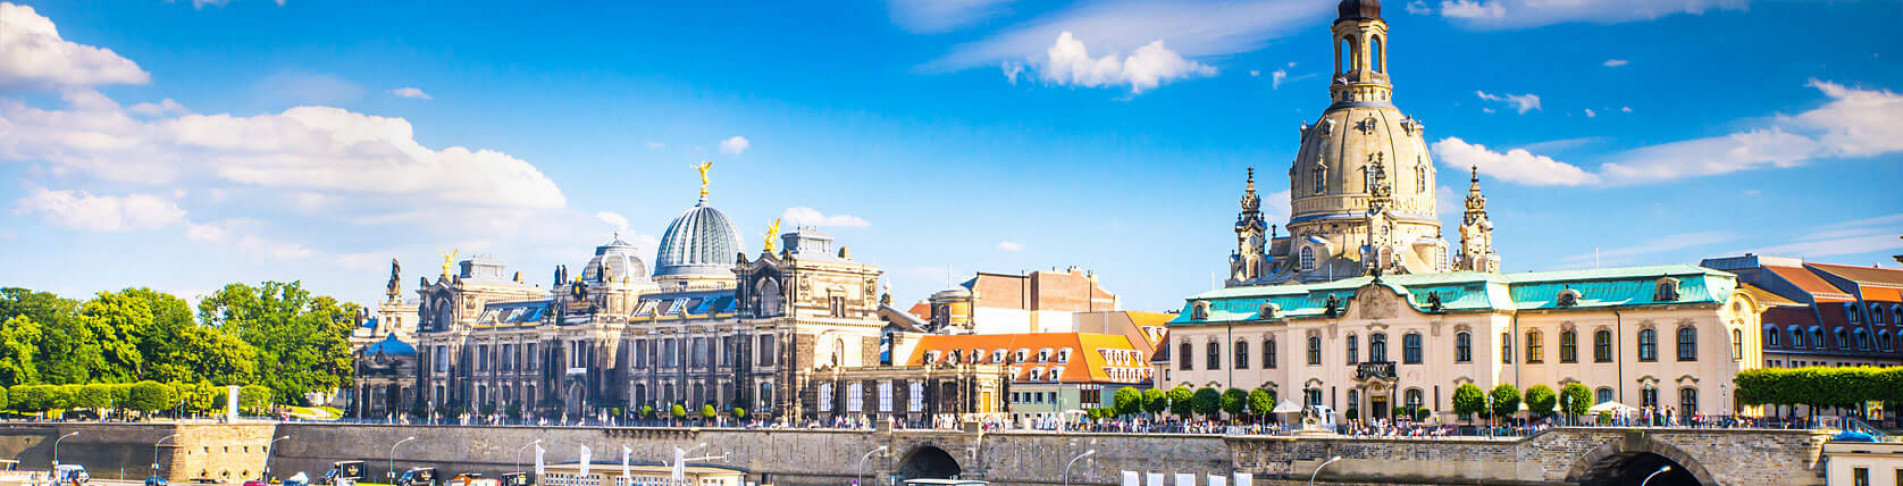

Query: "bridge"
left=0, top=423, right=1827, bottom=485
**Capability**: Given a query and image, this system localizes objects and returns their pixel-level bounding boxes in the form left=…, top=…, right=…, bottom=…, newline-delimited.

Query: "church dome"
left=654, top=200, right=743, bottom=283
left=582, top=235, right=654, bottom=286
left=1338, top=0, right=1381, bottom=20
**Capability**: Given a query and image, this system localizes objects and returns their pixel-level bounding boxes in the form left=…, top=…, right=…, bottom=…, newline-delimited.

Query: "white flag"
left=1231, top=472, right=1252, bottom=486
left=1121, top=471, right=1140, bottom=486
left=671, top=447, right=687, bottom=482
left=1206, top=475, right=1226, bottom=486
left=534, top=445, right=547, bottom=478
left=621, top=446, right=633, bottom=480
left=1174, top=473, right=1196, bottom=486
left=580, top=445, right=593, bottom=478
left=1145, top=472, right=1164, bottom=486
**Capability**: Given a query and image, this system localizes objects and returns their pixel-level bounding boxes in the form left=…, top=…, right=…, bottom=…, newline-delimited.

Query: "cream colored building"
left=1163, top=0, right=1762, bottom=421
left=1823, top=441, right=1903, bottom=486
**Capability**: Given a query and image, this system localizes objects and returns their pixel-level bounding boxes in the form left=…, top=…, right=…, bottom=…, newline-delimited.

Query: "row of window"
left=1847, top=302, right=1903, bottom=327
left=630, top=381, right=774, bottom=411
left=926, top=347, right=1073, bottom=366
left=1178, top=326, right=1740, bottom=370
left=1765, top=325, right=1897, bottom=352
left=630, top=335, right=777, bottom=370
left=1307, top=384, right=1699, bottom=413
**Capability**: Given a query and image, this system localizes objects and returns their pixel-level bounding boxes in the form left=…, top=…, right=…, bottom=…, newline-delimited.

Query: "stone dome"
left=654, top=200, right=743, bottom=284
left=582, top=235, right=655, bottom=286
left=1338, top=0, right=1381, bottom=20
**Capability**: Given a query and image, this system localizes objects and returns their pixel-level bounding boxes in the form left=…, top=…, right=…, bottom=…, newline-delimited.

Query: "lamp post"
left=263, top=435, right=290, bottom=481
left=514, top=439, right=542, bottom=475
left=389, top=436, right=416, bottom=483
left=854, top=445, right=887, bottom=486
left=1562, top=394, right=1572, bottom=427
left=1640, top=465, right=1673, bottom=486
left=51, top=431, right=79, bottom=469
left=1308, top=456, right=1341, bottom=485
left=152, top=434, right=181, bottom=476
left=1062, top=449, right=1097, bottom=486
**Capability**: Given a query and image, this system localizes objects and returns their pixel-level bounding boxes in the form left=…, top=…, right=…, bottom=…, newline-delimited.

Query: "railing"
left=1835, top=416, right=1894, bottom=442
left=1355, top=361, right=1396, bottom=380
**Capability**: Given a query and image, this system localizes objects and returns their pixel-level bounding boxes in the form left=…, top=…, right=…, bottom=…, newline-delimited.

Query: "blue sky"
left=1, top=0, right=1899, bottom=312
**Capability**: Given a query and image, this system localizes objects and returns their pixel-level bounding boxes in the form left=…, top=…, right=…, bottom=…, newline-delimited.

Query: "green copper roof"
left=1170, top=264, right=1737, bottom=325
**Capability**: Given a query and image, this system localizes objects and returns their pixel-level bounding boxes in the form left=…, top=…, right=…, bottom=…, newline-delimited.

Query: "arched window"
left=1415, top=164, right=1428, bottom=193
left=1501, top=333, right=1512, bottom=364
left=1637, top=329, right=1657, bottom=362
left=1595, top=387, right=1614, bottom=404
left=1234, top=340, right=1251, bottom=370
left=1640, top=386, right=1658, bottom=408
left=1179, top=342, right=1193, bottom=370
left=1811, top=327, right=1825, bottom=349
left=1307, top=336, right=1322, bottom=365
left=1836, top=328, right=1850, bottom=350
left=1370, top=333, right=1389, bottom=363
left=1765, top=325, right=1780, bottom=347
left=1525, top=330, right=1543, bottom=363
left=1404, top=388, right=1423, bottom=413
left=1263, top=337, right=1278, bottom=369
left=1874, top=306, right=1887, bottom=326
left=759, top=382, right=774, bottom=410
left=1791, top=326, right=1806, bottom=348
left=1732, top=329, right=1744, bottom=360
left=1560, top=330, right=1577, bottom=363
left=1403, top=333, right=1422, bottom=364
left=1881, top=330, right=1894, bottom=352
left=1676, top=326, right=1697, bottom=361
left=1855, top=329, right=1871, bottom=351
left=1594, top=329, right=1613, bottom=362
left=1371, top=36, right=1385, bottom=73
left=1679, top=387, right=1698, bottom=417
left=1337, top=38, right=1354, bottom=75
left=1346, top=335, right=1360, bottom=364
left=1300, top=247, right=1317, bottom=271
left=1454, top=332, right=1472, bottom=363
left=1206, top=341, right=1222, bottom=370
left=1312, top=166, right=1328, bottom=195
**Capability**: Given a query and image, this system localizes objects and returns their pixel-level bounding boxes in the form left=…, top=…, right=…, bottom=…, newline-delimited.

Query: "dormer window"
left=925, top=351, right=940, bottom=364
left=1014, top=349, right=1029, bottom=364
left=1191, top=300, right=1211, bottom=320
left=992, top=349, right=1006, bottom=364
left=1654, top=278, right=1681, bottom=302
left=1849, top=304, right=1861, bottom=324
left=1057, top=348, right=1072, bottom=363
left=1557, top=288, right=1581, bottom=307
left=1037, top=348, right=1052, bottom=363
left=1049, top=367, right=1065, bottom=382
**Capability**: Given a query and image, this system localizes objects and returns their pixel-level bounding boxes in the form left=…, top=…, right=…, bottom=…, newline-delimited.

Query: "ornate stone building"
left=1164, top=1, right=1763, bottom=421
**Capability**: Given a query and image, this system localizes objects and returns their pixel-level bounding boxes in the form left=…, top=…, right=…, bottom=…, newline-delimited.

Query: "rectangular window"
left=1526, top=332, right=1542, bottom=363
left=878, top=382, right=893, bottom=413
left=478, top=344, right=490, bottom=371
left=847, top=382, right=864, bottom=412
left=1594, top=331, right=1612, bottom=363
left=634, top=340, right=647, bottom=368
left=1403, top=334, right=1422, bottom=364
left=1560, top=332, right=1577, bottom=363
left=1852, top=467, right=1867, bottom=486
left=1307, top=337, right=1321, bottom=365
left=1264, top=338, right=1278, bottom=369
left=759, top=335, right=777, bottom=367
left=1501, top=334, right=1512, bottom=364
left=1179, top=343, right=1193, bottom=370
left=526, top=342, right=537, bottom=370
left=1206, top=342, right=1221, bottom=370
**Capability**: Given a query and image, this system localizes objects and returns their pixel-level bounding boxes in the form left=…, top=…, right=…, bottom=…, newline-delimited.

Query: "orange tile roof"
left=905, top=333, right=1150, bottom=385
left=1766, top=265, right=1855, bottom=302
left=906, top=302, right=931, bottom=320
left=1807, top=263, right=1903, bottom=302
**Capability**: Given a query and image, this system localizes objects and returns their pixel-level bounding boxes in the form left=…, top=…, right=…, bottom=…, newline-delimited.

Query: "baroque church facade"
left=1169, top=0, right=1763, bottom=420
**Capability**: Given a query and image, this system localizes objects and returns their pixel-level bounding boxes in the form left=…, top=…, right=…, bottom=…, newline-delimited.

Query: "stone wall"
left=0, top=423, right=276, bottom=482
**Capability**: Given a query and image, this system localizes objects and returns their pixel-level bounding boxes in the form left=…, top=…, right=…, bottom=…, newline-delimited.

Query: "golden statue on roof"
left=693, top=160, right=713, bottom=196
left=440, top=249, right=458, bottom=277
left=764, top=218, right=782, bottom=253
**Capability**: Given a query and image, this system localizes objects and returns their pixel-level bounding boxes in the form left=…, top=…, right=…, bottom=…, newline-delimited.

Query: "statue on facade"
left=386, top=258, right=402, bottom=301
left=440, top=250, right=458, bottom=277
left=763, top=218, right=781, bottom=253
left=693, top=160, right=714, bottom=196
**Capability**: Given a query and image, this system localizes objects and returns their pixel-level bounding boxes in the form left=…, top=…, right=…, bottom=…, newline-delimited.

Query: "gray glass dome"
left=583, top=235, right=654, bottom=286
left=653, top=200, right=743, bottom=281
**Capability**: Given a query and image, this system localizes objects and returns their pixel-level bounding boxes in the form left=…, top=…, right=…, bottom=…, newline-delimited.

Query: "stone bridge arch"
left=1565, top=433, right=1715, bottom=486
left=894, top=443, right=963, bottom=480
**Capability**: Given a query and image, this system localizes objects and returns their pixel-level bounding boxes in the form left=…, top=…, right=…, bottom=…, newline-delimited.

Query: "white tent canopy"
left=1587, top=401, right=1637, bottom=413
left=1271, top=399, right=1304, bottom=414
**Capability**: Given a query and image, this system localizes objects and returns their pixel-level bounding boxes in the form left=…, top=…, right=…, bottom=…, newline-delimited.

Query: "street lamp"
left=51, top=432, right=78, bottom=469
left=263, top=435, right=291, bottom=481
left=1307, top=456, right=1341, bottom=486
left=514, top=439, right=542, bottom=475
left=153, top=434, right=182, bottom=476
left=855, top=445, right=888, bottom=486
left=389, top=436, right=416, bottom=483
left=1640, top=465, right=1673, bottom=486
left=1062, top=450, right=1097, bottom=486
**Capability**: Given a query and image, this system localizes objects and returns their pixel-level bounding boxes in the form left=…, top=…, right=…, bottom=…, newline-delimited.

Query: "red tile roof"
left=906, top=333, right=1150, bottom=385
left=1766, top=265, right=1856, bottom=302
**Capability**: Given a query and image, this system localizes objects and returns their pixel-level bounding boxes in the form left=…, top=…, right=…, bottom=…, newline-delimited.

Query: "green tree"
left=71, top=384, right=112, bottom=410
left=733, top=407, right=746, bottom=419
left=1142, top=388, right=1168, bottom=415
left=1191, top=387, right=1222, bottom=418
left=1560, top=383, right=1592, bottom=419
left=1220, top=388, right=1248, bottom=419
left=700, top=404, right=717, bottom=418
left=9, top=385, right=42, bottom=413
left=1524, top=385, right=1556, bottom=418
left=0, top=316, right=43, bottom=387
left=1489, top=384, right=1522, bottom=421
left=1167, top=385, right=1194, bottom=418
left=1452, top=383, right=1486, bottom=422
left=1247, top=388, right=1276, bottom=418
left=0, top=288, right=79, bottom=385
left=126, top=381, right=174, bottom=413
left=239, top=384, right=273, bottom=412
left=670, top=404, right=687, bottom=419
left=1112, top=387, right=1142, bottom=417
left=198, top=282, right=357, bottom=404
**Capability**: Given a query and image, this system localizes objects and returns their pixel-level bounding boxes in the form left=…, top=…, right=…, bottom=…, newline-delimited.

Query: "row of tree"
left=0, top=382, right=274, bottom=416
left=1450, top=382, right=1592, bottom=422
left=0, top=282, right=357, bottom=405
left=1107, top=385, right=1279, bottom=420
left=1734, top=366, right=1903, bottom=410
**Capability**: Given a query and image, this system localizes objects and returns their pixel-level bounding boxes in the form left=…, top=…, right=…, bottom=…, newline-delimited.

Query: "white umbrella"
left=1271, top=400, right=1304, bottom=414
left=1587, top=401, right=1636, bottom=413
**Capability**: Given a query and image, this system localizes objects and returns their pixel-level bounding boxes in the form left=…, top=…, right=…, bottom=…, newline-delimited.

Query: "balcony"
left=1355, top=361, right=1396, bottom=381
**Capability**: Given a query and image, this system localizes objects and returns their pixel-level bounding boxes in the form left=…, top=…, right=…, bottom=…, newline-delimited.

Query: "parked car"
left=396, top=467, right=437, bottom=486
left=242, top=480, right=268, bottom=486
left=143, top=475, right=167, bottom=486
left=53, top=465, right=89, bottom=486
left=282, top=472, right=310, bottom=486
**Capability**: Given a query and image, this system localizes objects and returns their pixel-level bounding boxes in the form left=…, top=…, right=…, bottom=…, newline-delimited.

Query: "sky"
left=1, top=0, right=1900, bottom=313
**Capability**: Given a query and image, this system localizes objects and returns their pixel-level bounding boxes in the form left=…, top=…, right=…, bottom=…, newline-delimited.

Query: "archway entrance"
left=1578, top=452, right=1700, bottom=486
left=896, top=445, right=961, bottom=480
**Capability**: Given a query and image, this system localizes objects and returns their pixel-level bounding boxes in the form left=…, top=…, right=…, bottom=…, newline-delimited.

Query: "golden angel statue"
left=693, top=160, right=714, bottom=195
left=441, top=249, right=458, bottom=277
left=763, top=218, right=782, bottom=253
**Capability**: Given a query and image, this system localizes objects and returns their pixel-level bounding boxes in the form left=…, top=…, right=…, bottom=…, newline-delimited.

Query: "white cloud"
left=1405, top=1, right=1432, bottom=15
left=1475, top=90, right=1541, bottom=114
left=719, top=136, right=750, bottom=155
left=256, top=72, right=364, bottom=106
left=645, top=141, right=665, bottom=149
left=1431, top=137, right=1600, bottom=186
left=389, top=87, right=432, bottom=100
left=1271, top=69, right=1288, bottom=89
left=1584, top=108, right=1596, bottom=118
left=1795, top=80, right=1903, bottom=158
left=1742, top=213, right=1903, bottom=259
left=996, top=241, right=1024, bottom=252
left=925, top=0, right=1332, bottom=75
left=1621, top=106, right=1633, bottom=113
left=1264, top=190, right=1291, bottom=223
left=1248, top=69, right=1258, bottom=77
left=1597, top=128, right=1820, bottom=184
left=1603, top=59, right=1629, bottom=67
left=1437, top=0, right=1750, bottom=29
left=595, top=211, right=629, bottom=232
left=888, top=0, right=1014, bottom=34
left=1016, top=31, right=1217, bottom=93
left=782, top=207, right=871, bottom=228
left=0, top=2, right=149, bottom=90
left=128, top=98, right=188, bottom=117
left=12, top=187, right=185, bottom=231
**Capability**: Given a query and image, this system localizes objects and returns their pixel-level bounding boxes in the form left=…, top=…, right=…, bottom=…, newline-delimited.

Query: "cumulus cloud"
left=925, top=0, right=1332, bottom=76
left=1475, top=90, right=1541, bottom=114
left=1431, top=137, right=1600, bottom=186
left=596, top=211, right=630, bottom=232
left=255, top=72, right=364, bottom=106
left=0, top=3, right=149, bottom=90
left=1598, top=80, right=1902, bottom=185
left=1603, top=59, right=1629, bottom=67
left=1271, top=69, right=1288, bottom=89
left=1013, top=31, right=1216, bottom=93
left=1436, top=0, right=1749, bottom=29
left=128, top=98, right=188, bottom=117
left=1584, top=108, right=1596, bottom=118
left=782, top=207, right=871, bottom=228
left=13, top=187, right=185, bottom=231
left=888, top=0, right=1014, bottom=33
left=1405, top=1, right=1432, bottom=15
left=719, top=136, right=750, bottom=155
left=996, top=241, right=1024, bottom=252
left=389, top=87, right=432, bottom=100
